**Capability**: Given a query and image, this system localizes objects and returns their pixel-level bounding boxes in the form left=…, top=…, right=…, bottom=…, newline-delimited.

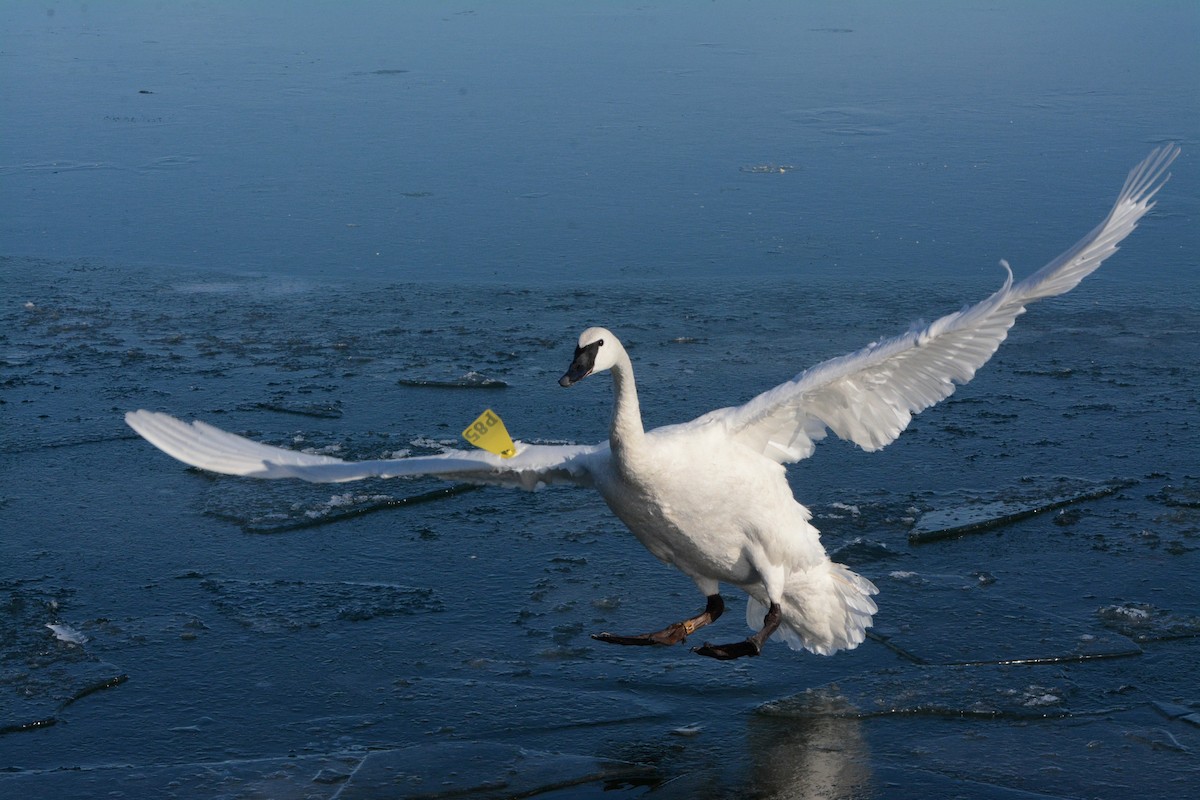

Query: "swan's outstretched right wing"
left=699, top=144, right=1178, bottom=463
left=125, top=410, right=601, bottom=490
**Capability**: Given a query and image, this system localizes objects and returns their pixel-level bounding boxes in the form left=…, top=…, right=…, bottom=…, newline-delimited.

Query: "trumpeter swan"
left=126, top=145, right=1178, bottom=659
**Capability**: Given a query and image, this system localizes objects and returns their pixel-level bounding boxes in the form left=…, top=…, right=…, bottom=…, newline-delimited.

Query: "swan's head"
left=559, top=327, right=620, bottom=388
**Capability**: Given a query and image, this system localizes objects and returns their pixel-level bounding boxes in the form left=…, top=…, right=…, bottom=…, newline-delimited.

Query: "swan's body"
left=126, top=145, right=1178, bottom=660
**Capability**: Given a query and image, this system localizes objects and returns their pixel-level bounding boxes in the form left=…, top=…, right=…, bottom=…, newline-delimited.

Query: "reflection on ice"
left=746, top=713, right=871, bottom=799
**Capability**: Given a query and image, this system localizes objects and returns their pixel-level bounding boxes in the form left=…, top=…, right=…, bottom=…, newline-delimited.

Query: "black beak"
left=559, top=339, right=603, bottom=388
left=558, top=358, right=591, bottom=388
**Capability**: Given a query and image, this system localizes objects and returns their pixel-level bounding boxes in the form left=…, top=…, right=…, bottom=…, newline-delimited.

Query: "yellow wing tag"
left=462, top=409, right=516, bottom=458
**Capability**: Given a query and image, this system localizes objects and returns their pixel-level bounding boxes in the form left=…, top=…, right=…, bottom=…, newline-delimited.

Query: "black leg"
left=592, top=594, right=724, bottom=647
left=693, top=601, right=782, bottom=660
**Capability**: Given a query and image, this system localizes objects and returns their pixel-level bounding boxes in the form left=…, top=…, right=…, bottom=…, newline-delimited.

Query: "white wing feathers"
left=124, top=410, right=599, bottom=490
left=126, top=146, right=1177, bottom=479
left=1013, top=143, right=1179, bottom=303
left=708, top=144, right=1178, bottom=463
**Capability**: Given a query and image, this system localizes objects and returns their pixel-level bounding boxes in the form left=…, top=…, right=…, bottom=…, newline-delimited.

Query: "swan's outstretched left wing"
left=700, top=144, right=1178, bottom=463
left=125, top=410, right=601, bottom=490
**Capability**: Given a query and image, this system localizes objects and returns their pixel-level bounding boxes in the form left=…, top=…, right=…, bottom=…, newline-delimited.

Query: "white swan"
left=125, top=144, right=1178, bottom=660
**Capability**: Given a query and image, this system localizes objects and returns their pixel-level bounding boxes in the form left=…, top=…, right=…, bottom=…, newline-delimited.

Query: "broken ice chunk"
left=1124, top=727, right=1190, bottom=753
left=909, top=480, right=1132, bottom=544
left=397, top=371, right=508, bottom=389
left=46, top=623, right=88, bottom=645
left=670, top=723, right=704, bottom=737
left=251, top=399, right=343, bottom=418
left=1097, top=603, right=1200, bottom=643
left=829, top=537, right=903, bottom=565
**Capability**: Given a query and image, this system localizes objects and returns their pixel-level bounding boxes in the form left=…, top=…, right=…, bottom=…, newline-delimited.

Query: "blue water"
left=2, top=3, right=1198, bottom=797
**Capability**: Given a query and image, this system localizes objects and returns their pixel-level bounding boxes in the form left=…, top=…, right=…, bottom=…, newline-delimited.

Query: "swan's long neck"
left=608, top=354, right=645, bottom=455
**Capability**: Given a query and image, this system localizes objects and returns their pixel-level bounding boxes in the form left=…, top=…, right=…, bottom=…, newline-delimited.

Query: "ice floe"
left=909, top=479, right=1134, bottom=544
left=1096, top=602, right=1200, bottom=643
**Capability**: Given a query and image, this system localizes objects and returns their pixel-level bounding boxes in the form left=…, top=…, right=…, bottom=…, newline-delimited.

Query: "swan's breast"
left=594, top=426, right=791, bottom=573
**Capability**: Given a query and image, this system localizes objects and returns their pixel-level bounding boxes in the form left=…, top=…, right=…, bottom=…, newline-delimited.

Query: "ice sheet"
left=866, top=572, right=1142, bottom=666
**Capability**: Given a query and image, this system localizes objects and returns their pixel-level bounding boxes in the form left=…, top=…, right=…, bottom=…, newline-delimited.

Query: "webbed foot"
left=692, top=639, right=762, bottom=660
left=692, top=601, right=782, bottom=661
left=591, top=594, right=725, bottom=648
left=591, top=626, right=687, bottom=647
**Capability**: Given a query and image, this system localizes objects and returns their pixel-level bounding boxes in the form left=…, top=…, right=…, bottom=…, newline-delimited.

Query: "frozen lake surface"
left=2, top=2, right=1198, bottom=797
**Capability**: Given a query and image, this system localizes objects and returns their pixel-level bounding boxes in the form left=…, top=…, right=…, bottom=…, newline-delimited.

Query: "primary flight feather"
left=127, top=144, right=1178, bottom=660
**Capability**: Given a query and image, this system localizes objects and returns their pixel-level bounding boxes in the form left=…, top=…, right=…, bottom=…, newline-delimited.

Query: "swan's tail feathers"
left=746, top=562, right=879, bottom=656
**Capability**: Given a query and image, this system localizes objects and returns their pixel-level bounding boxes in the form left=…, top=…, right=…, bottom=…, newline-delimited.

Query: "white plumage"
left=126, top=145, right=1177, bottom=660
